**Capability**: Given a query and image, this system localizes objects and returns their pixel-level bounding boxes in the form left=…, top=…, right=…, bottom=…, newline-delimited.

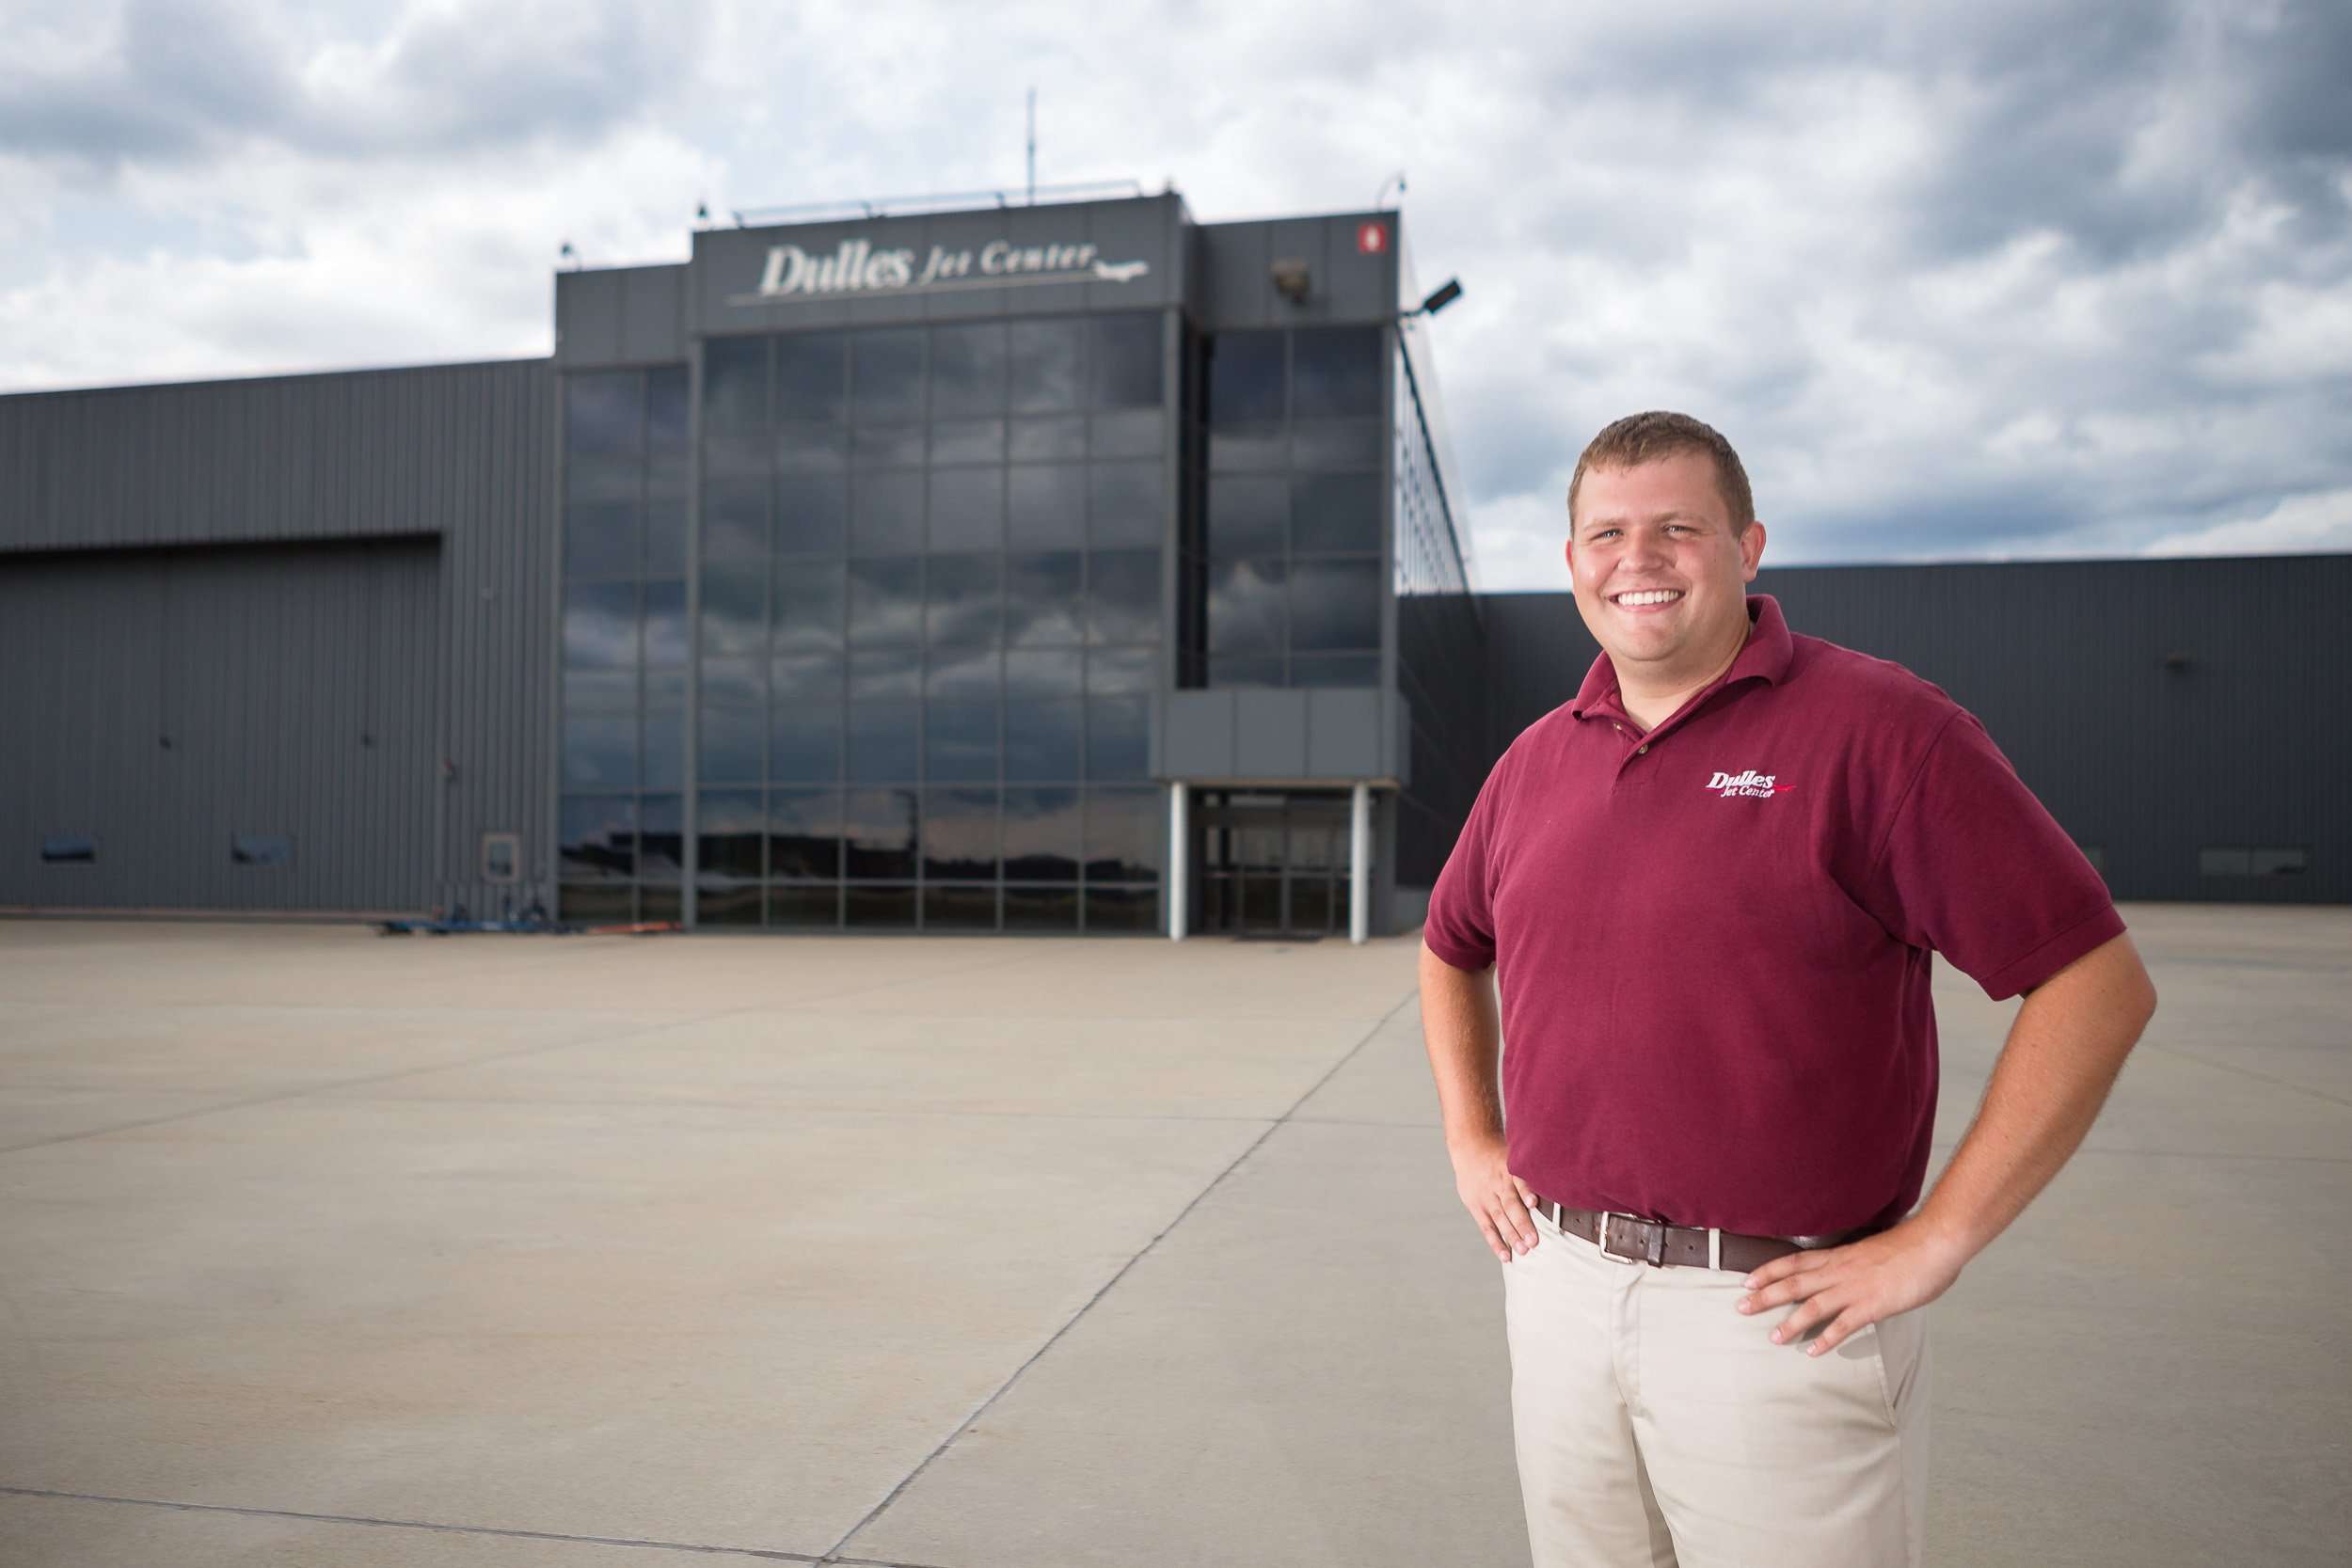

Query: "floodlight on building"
left=1412, top=278, right=1464, bottom=317
left=1271, top=258, right=1312, bottom=303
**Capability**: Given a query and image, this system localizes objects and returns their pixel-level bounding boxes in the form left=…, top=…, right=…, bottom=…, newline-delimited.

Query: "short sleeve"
left=1423, top=753, right=1509, bottom=971
left=1859, top=710, right=2125, bottom=999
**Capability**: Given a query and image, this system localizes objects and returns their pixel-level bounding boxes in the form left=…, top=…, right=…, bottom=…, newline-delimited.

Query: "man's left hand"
left=1734, top=1221, right=1973, bottom=1355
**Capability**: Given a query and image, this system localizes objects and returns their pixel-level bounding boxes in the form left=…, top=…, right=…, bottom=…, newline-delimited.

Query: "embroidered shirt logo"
left=1707, top=769, right=1793, bottom=799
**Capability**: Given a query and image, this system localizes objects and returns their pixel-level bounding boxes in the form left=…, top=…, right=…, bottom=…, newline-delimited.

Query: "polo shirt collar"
left=1569, top=594, right=1794, bottom=721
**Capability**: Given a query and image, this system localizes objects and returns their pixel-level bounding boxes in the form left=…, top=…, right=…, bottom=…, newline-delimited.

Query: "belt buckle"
left=1594, top=1212, right=1640, bottom=1265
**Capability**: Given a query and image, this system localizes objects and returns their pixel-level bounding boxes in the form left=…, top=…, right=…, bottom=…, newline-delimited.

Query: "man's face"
left=1565, top=451, right=1767, bottom=688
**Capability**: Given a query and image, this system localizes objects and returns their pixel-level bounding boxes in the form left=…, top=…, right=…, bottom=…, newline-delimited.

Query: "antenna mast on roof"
left=1025, top=87, right=1037, bottom=204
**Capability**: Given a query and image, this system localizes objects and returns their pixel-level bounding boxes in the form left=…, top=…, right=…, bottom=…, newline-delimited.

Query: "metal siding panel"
left=1234, top=689, right=1310, bottom=778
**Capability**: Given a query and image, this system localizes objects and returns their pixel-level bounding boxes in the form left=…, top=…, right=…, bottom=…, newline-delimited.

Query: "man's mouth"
left=1611, top=589, right=1683, bottom=607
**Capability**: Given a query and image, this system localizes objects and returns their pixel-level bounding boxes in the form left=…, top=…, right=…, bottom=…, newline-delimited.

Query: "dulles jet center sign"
left=728, top=235, right=1151, bottom=306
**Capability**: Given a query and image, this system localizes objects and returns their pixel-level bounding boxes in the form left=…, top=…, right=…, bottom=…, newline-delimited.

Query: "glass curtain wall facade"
left=558, top=313, right=1171, bottom=931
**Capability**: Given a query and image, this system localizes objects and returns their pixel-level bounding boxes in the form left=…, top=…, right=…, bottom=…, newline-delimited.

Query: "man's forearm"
left=1915, top=932, right=2158, bottom=1259
left=1419, top=942, right=1503, bottom=1149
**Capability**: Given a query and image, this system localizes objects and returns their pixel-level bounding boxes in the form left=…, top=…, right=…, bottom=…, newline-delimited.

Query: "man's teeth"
left=1615, top=590, right=1682, bottom=606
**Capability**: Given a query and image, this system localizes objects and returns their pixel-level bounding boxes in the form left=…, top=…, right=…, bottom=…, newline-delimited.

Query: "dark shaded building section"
left=1472, top=555, right=2352, bottom=904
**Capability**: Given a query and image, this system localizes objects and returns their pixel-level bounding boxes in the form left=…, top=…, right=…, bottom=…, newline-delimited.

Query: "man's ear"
left=1740, top=519, right=1767, bottom=582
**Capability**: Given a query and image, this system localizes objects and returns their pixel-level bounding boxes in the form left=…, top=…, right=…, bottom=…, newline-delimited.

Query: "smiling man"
left=1419, top=411, right=2157, bottom=1567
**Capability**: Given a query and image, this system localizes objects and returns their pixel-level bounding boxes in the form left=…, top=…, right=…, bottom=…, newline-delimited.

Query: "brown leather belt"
left=1530, top=1195, right=1877, bottom=1273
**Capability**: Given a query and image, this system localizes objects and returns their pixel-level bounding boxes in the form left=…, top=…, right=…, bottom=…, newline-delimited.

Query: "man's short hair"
left=1566, top=411, right=1756, bottom=534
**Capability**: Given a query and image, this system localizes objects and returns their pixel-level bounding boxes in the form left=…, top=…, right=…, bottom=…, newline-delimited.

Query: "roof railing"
left=729, top=179, right=1150, bottom=228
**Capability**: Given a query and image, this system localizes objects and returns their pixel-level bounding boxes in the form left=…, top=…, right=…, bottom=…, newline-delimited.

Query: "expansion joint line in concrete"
left=0, top=1485, right=821, bottom=1561
left=813, top=988, right=1423, bottom=1564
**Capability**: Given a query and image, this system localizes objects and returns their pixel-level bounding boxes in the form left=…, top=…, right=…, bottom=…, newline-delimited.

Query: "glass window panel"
left=1002, top=786, right=1081, bottom=881
left=848, top=558, right=923, bottom=646
left=1087, top=645, right=1156, bottom=694
left=930, top=419, right=1006, bottom=466
left=1209, top=426, right=1286, bottom=473
left=1003, top=884, right=1078, bottom=928
left=1290, top=877, right=1335, bottom=932
left=774, top=475, right=848, bottom=555
left=1005, top=647, right=1084, bottom=697
left=698, top=787, right=766, bottom=878
left=1208, top=476, right=1285, bottom=555
left=566, top=372, right=643, bottom=455
left=562, top=712, right=636, bottom=791
left=772, top=652, right=844, bottom=702
left=1087, top=550, right=1161, bottom=644
left=930, top=321, right=1008, bottom=418
left=1009, top=318, right=1085, bottom=413
left=1292, top=420, right=1383, bottom=469
left=775, top=422, right=850, bottom=474
left=644, top=666, right=689, bottom=706
left=697, top=880, right=764, bottom=926
left=647, top=366, right=690, bottom=451
left=924, top=700, right=998, bottom=784
left=640, top=884, right=683, bottom=921
left=642, top=710, right=686, bottom=790
left=924, top=884, right=998, bottom=929
left=768, top=788, right=842, bottom=879
left=1005, top=552, right=1084, bottom=646
left=1207, top=332, right=1284, bottom=423
left=853, top=423, right=926, bottom=468
left=1291, top=326, right=1383, bottom=420
left=851, top=470, right=924, bottom=554
left=923, top=785, right=1000, bottom=878
left=1087, top=462, right=1163, bottom=546
left=1090, top=313, right=1162, bottom=409
left=1005, top=699, right=1083, bottom=782
left=564, top=667, right=636, bottom=709
left=1288, top=652, right=1381, bottom=687
left=1207, top=559, right=1286, bottom=652
left=1086, top=696, right=1150, bottom=780
left=561, top=882, right=635, bottom=924
left=769, top=882, right=840, bottom=926
left=1210, top=652, right=1285, bottom=687
left=846, top=883, right=918, bottom=927
left=1289, top=559, right=1382, bottom=650
left=644, top=582, right=688, bottom=663
left=701, top=562, right=765, bottom=657
left=770, top=703, right=842, bottom=784
left=564, top=580, right=637, bottom=668
left=1291, top=471, right=1383, bottom=554
left=852, top=328, right=926, bottom=423
left=644, top=496, right=688, bottom=577
left=774, top=332, right=848, bottom=422
left=926, top=553, right=1001, bottom=645
left=930, top=470, right=1005, bottom=551
left=1084, top=885, right=1159, bottom=932
left=704, top=433, right=768, bottom=477
left=844, top=788, right=919, bottom=879
left=703, top=337, right=767, bottom=434
left=702, top=475, right=768, bottom=562
left=646, top=451, right=688, bottom=499
left=849, top=647, right=921, bottom=699
left=639, top=793, right=686, bottom=877
left=1008, top=466, right=1085, bottom=548
left=560, top=794, right=636, bottom=879
left=927, top=645, right=1000, bottom=698
left=1085, top=787, right=1164, bottom=882
left=567, top=453, right=641, bottom=502
left=701, top=657, right=764, bottom=705
left=1009, top=415, right=1087, bottom=461
left=772, top=559, right=846, bottom=653
left=1089, top=408, right=1162, bottom=458
left=847, top=699, right=920, bottom=782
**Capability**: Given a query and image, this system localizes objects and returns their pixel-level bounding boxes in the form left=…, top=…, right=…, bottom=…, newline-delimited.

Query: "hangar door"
left=0, top=539, right=439, bottom=913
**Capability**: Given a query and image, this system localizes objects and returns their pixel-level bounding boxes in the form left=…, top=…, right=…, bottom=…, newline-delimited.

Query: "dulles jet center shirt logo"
left=1707, top=769, right=1793, bottom=799
left=730, top=236, right=1151, bottom=306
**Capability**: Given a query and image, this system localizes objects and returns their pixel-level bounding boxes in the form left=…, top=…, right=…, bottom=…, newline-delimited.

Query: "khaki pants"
left=1502, top=1203, right=1931, bottom=1567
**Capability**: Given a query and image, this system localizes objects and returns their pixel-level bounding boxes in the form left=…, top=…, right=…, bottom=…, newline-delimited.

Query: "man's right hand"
left=1452, top=1133, right=1540, bottom=1260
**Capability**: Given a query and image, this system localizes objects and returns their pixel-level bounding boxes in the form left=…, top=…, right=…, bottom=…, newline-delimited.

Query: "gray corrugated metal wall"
left=1476, top=555, right=2352, bottom=903
left=0, top=359, right=557, bottom=916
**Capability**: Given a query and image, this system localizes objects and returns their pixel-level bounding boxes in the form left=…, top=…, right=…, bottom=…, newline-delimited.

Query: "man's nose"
left=1626, top=528, right=1670, bottom=568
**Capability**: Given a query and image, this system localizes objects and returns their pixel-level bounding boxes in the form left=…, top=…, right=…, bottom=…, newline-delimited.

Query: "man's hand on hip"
left=1733, top=1219, right=1970, bottom=1354
left=1451, top=1132, right=1540, bottom=1261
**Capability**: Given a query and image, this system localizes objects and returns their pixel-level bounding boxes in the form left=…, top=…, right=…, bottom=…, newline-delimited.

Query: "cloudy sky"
left=3, top=0, right=2346, bottom=586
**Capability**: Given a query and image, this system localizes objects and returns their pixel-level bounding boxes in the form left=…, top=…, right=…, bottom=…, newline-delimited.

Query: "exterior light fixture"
left=1413, top=278, right=1464, bottom=317
left=1271, top=258, right=1312, bottom=303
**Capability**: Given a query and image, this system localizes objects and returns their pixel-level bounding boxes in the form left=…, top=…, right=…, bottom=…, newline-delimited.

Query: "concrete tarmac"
left=0, top=906, right=2343, bottom=1566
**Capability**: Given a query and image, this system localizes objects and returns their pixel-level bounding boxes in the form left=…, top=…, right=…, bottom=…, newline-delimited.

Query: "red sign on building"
left=1356, top=220, right=1388, bottom=256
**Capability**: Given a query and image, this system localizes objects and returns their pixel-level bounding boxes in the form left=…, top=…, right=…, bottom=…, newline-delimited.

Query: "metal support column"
left=1348, top=782, right=1371, bottom=945
left=1168, top=782, right=1189, bottom=942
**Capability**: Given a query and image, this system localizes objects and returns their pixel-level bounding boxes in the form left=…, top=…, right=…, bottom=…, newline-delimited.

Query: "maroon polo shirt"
left=1423, top=595, right=2123, bottom=1237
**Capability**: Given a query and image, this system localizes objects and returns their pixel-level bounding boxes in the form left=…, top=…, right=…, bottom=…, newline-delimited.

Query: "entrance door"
left=1196, top=791, right=1351, bottom=938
